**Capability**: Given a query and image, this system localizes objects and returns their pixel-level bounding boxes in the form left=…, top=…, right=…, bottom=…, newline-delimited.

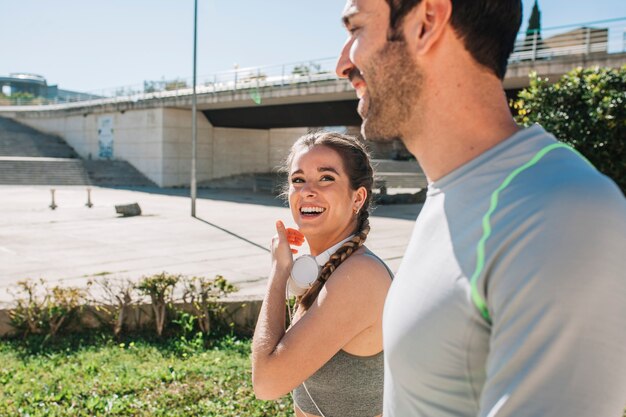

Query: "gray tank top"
left=293, top=249, right=393, bottom=417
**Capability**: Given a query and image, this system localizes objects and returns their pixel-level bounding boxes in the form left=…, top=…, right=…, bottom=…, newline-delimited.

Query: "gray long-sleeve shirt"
left=383, top=125, right=626, bottom=417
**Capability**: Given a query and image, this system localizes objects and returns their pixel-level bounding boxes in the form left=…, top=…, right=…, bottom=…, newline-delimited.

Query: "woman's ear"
left=353, top=186, right=368, bottom=211
left=403, top=0, right=452, bottom=56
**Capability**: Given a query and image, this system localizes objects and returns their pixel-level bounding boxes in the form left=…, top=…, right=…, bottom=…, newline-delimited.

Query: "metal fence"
left=0, top=58, right=342, bottom=108
left=2, top=17, right=625, bottom=108
left=509, top=17, right=626, bottom=62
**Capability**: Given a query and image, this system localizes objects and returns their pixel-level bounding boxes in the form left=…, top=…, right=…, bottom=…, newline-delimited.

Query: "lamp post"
left=191, top=0, right=198, bottom=217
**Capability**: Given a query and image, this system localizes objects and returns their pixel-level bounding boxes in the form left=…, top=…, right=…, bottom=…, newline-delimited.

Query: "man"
left=336, top=0, right=626, bottom=416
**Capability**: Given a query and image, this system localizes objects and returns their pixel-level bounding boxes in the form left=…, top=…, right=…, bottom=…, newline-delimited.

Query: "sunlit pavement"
left=0, top=185, right=422, bottom=306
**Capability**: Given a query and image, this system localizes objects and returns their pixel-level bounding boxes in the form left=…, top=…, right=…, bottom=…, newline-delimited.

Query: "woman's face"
left=288, top=145, right=365, bottom=248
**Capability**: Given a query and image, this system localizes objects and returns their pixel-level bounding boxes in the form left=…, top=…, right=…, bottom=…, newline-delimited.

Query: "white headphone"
left=287, top=235, right=354, bottom=297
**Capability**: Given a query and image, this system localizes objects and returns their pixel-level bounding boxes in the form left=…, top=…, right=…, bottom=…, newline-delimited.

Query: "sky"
left=1, top=0, right=625, bottom=93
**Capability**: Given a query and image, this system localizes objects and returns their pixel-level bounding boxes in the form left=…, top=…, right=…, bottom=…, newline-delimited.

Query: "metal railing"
left=510, top=17, right=626, bottom=62
left=1, top=17, right=625, bottom=108
left=0, top=57, right=341, bottom=108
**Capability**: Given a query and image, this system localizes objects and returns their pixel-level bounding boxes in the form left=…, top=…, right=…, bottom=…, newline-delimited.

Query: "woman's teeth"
left=301, top=207, right=325, bottom=214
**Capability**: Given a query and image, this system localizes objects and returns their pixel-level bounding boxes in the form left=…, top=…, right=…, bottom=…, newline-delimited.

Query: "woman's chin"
left=295, top=213, right=324, bottom=229
left=295, top=223, right=315, bottom=235
left=296, top=223, right=323, bottom=239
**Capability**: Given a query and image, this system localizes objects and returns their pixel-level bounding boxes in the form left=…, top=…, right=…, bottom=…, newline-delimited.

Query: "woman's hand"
left=286, top=226, right=305, bottom=254
left=270, top=221, right=304, bottom=275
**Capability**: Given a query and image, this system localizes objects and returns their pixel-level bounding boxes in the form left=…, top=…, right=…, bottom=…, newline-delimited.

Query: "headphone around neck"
left=287, top=235, right=354, bottom=297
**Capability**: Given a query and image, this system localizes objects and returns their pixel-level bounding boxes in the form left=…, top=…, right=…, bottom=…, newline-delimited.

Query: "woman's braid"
left=319, top=218, right=370, bottom=281
left=298, top=217, right=371, bottom=311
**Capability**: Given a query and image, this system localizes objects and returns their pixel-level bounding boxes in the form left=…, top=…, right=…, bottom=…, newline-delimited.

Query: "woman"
left=252, top=131, right=392, bottom=417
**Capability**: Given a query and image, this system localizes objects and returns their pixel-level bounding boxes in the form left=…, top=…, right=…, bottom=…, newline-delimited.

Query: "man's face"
left=336, top=0, right=423, bottom=142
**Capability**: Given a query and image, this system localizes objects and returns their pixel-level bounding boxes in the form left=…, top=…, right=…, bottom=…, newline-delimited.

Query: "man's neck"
left=404, top=72, right=519, bottom=183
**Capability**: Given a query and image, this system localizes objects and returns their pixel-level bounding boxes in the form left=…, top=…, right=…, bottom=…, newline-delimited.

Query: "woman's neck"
left=307, top=231, right=354, bottom=257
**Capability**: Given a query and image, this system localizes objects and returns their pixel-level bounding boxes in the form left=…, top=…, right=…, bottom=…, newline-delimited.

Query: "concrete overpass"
left=1, top=18, right=625, bottom=186
left=4, top=50, right=625, bottom=128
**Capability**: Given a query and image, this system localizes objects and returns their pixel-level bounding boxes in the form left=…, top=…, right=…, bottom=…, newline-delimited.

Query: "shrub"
left=512, top=66, right=626, bottom=192
left=136, top=273, right=180, bottom=337
left=8, top=279, right=87, bottom=339
left=91, top=277, right=141, bottom=337
left=181, top=275, right=237, bottom=336
left=4, top=273, right=240, bottom=341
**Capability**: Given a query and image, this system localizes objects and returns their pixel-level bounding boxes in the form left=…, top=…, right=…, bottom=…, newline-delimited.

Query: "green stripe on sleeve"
left=470, top=142, right=592, bottom=323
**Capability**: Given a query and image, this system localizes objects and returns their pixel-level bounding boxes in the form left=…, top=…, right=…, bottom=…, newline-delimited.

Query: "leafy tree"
left=292, top=62, right=322, bottom=76
left=526, top=0, right=542, bottom=38
left=4, top=91, right=36, bottom=104
left=519, top=0, right=544, bottom=57
left=512, top=66, right=626, bottom=192
left=143, top=80, right=160, bottom=93
left=165, top=79, right=188, bottom=91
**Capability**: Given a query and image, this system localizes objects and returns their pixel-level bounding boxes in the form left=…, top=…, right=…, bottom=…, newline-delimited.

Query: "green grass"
left=0, top=332, right=294, bottom=416
left=7, top=331, right=618, bottom=417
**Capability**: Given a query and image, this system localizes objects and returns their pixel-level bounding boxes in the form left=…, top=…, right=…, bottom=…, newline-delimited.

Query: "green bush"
left=8, top=279, right=88, bottom=340
left=136, top=273, right=181, bottom=337
left=91, top=277, right=140, bottom=337
left=7, top=273, right=240, bottom=341
left=181, top=275, right=237, bottom=337
left=512, top=66, right=626, bottom=192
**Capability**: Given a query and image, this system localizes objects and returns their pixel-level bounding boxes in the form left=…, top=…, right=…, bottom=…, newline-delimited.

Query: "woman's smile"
left=299, top=204, right=327, bottom=219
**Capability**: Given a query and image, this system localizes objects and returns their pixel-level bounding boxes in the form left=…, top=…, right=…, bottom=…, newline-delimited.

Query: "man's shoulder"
left=532, top=156, right=621, bottom=212
left=498, top=131, right=624, bottom=214
left=482, top=133, right=626, bottom=258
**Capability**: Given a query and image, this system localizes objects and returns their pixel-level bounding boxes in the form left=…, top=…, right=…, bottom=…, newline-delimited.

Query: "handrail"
left=1, top=17, right=625, bottom=107
left=509, top=17, right=625, bottom=63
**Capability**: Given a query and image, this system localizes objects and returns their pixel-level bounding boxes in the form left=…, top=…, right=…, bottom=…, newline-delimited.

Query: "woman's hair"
left=281, top=131, right=374, bottom=311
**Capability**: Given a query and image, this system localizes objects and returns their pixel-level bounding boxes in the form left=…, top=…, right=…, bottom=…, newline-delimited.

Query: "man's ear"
left=403, top=0, right=452, bottom=56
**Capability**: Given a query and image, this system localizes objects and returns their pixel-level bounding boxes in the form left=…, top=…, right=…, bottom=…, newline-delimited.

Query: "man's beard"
left=358, top=41, right=423, bottom=143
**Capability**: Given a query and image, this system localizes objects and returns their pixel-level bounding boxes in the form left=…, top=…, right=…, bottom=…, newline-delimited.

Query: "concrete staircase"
left=84, top=160, right=156, bottom=187
left=198, top=172, right=282, bottom=194
left=372, top=159, right=428, bottom=189
left=197, top=162, right=428, bottom=194
left=0, top=116, right=155, bottom=187
left=0, top=157, right=91, bottom=185
left=0, top=116, right=90, bottom=185
left=0, top=116, right=78, bottom=158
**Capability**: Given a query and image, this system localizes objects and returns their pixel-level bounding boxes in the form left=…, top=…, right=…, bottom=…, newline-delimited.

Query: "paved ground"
left=0, top=185, right=423, bottom=307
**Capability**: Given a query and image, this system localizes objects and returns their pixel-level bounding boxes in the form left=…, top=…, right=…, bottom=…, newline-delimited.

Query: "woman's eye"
left=320, top=175, right=335, bottom=182
left=291, top=177, right=304, bottom=184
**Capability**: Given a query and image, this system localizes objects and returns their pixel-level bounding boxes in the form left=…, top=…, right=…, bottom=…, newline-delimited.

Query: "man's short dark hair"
left=385, top=0, right=522, bottom=79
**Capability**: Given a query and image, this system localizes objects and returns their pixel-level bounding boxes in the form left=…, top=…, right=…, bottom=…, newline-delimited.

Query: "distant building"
left=511, top=26, right=609, bottom=62
left=0, top=73, right=99, bottom=103
left=542, top=27, right=608, bottom=55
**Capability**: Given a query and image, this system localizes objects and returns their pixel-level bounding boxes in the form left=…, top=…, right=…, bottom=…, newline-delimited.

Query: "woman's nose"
left=301, top=182, right=317, bottom=197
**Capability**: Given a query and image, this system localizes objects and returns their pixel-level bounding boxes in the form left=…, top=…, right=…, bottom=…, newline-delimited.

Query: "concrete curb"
left=0, top=298, right=263, bottom=338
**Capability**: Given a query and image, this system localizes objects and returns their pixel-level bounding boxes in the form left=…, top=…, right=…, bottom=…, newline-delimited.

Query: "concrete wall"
left=211, top=127, right=270, bottom=178
left=0, top=299, right=263, bottom=337
left=14, top=109, right=165, bottom=185
left=268, top=127, right=307, bottom=171
left=209, top=127, right=306, bottom=179
left=113, top=109, right=164, bottom=185
left=16, top=112, right=99, bottom=158
left=161, top=108, right=213, bottom=187
left=11, top=109, right=306, bottom=187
